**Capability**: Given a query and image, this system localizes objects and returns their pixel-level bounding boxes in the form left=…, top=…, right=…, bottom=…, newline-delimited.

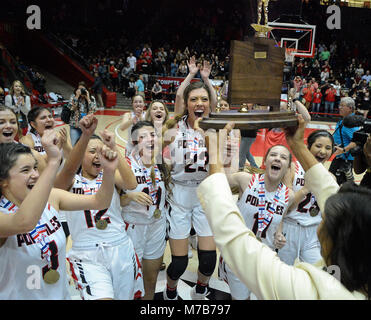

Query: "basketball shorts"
left=124, top=217, right=166, bottom=261
left=67, top=238, right=144, bottom=300
left=278, top=219, right=322, bottom=265
left=166, top=182, right=213, bottom=239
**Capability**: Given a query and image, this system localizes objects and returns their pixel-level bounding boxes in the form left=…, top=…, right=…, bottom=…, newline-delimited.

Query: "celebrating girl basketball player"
left=276, top=130, right=336, bottom=265
left=218, top=141, right=296, bottom=300
left=0, top=128, right=118, bottom=299
left=55, top=115, right=143, bottom=300
left=20, top=106, right=72, bottom=160
left=120, top=94, right=147, bottom=155
left=121, top=121, right=171, bottom=300
left=161, top=81, right=217, bottom=300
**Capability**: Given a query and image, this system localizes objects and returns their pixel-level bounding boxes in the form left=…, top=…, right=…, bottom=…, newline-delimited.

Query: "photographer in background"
left=67, top=81, right=96, bottom=145
left=329, top=97, right=360, bottom=185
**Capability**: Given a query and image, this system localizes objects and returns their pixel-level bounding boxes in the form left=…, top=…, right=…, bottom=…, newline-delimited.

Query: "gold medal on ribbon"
left=153, top=208, right=161, bottom=219
left=43, top=269, right=60, bottom=284
left=309, top=207, right=320, bottom=217
left=96, top=219, right=108, bottom=230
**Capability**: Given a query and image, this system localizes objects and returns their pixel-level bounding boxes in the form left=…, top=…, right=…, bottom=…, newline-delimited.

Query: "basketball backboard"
left=267, top=21, right=316, bottom=58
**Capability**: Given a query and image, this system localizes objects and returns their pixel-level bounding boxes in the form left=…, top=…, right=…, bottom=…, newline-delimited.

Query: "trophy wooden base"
left=198, top=110, right=298, bottom=130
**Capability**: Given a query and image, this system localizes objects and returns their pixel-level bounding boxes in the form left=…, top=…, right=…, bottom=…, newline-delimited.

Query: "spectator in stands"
left=320, top=68, right=329, bottom=84
left=355, top=64, right=364, bottom=78
left=361, top=70, right=371, bottom=84
left=319, top=46, right=330, bottom=64
left=170, top=59, right=178, bottom=77
left=116, top=58, right=125, bottom=92
left=358, top=89, right=370, bottom=118
left=312, top=88, right=322, bottom=117
left=151, top=81, right=163, bottom=100
left=177, top=60, right=188, bottom=77
left=293, top=76, right=303, bottom=93
left=333, top=79, right=341, bottom=109
left=109, top=61, right=119, bottom=92
left=5, top=80, right=31, bottom=130
left=301, top=83, right=314, bottom=109
left=121, top=62, right=132, bottom=96
left=126, top=76, right=136, bottom=99
left=127, top=52, right=137, bottom=72
left=140, top=57, right=150, bottom=90
left=168, top=83, right=176, bottom=103
left=66, top=81, right=97, bottom=145
left=91, top=71, right=104, bottom=109
left=324, top=84, right=337, bottom=116
left=98, top=60, right=111, bottom=90
left=135, top=75, right=145, bottom=98
left=32, top=72, right=47, bottom=95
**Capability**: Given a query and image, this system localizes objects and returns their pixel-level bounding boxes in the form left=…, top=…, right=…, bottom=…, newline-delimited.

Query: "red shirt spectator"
left=325, top=87, right=336, bottom=102
left=293, top=76, right=303, bottom=93
left=109, top=64, right=118, bottom=79
left=302, top=86, right=314, bottom=103
left=312, top=91, right=322, bottom=104
left=143, top=49, right=152, bottom=64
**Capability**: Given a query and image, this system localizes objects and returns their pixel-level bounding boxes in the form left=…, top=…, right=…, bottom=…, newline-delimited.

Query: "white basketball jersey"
left=122, top=154, right=166, bottom=225
left=63, top=172, right=128, bottom=249
left=169, top=116, right=209, bottom=183
left=0, top=199, right=70, bottom=299
left=237, top=174, right=290, bottom=249
left=285, top=161, right=322, bottom=226
left=30, top=130, right=46, bottom=155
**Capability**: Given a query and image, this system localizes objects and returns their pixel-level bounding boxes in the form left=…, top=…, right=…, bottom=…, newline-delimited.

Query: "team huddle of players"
left=0, top=63, right=336, bottom=300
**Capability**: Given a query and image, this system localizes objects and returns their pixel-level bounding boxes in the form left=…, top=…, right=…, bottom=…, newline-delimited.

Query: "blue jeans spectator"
left=239, top=136, right=258, bottom=169
left=312, top=103, right=321, bottom=113
left=324, top=101, right=334, bottom=115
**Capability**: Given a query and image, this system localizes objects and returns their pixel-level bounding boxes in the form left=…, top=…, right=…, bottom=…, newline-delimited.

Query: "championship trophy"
left=199, top=0, right=297, bottom=130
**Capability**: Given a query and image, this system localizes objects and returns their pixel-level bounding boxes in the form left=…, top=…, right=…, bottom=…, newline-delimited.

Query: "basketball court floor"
left=56, top=108, right=362, bottom=300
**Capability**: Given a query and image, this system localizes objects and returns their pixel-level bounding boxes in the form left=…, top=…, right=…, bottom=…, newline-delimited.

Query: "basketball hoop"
left=285, top=48, right=296, bottom=63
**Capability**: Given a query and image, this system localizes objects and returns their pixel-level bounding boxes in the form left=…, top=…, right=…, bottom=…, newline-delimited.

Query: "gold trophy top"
left=251, top=0, right=273, bottom=37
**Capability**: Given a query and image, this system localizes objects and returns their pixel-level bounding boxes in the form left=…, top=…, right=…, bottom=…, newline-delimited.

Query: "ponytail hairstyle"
left=131, top=121, right=171, bottom=193
left=0, top=143, right=33, bottom=197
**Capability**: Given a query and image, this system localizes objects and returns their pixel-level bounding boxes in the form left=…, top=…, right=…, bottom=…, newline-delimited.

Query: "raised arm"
left=174, top=56, right=199, bottom=115
left=100, top=129, right=137, bottom=190
left=50, top=144, right=118, bottom=212
left=0, top=130, right=62, bottom=237
left=200, top=60, right=217, bottom=112
left=53, top=115, right=98, bottom=190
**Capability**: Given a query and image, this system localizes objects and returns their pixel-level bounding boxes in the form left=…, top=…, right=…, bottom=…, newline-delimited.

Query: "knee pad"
left=166, top=255, right=188, bottom=281
left=198, top=249, right=217, bottom=277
